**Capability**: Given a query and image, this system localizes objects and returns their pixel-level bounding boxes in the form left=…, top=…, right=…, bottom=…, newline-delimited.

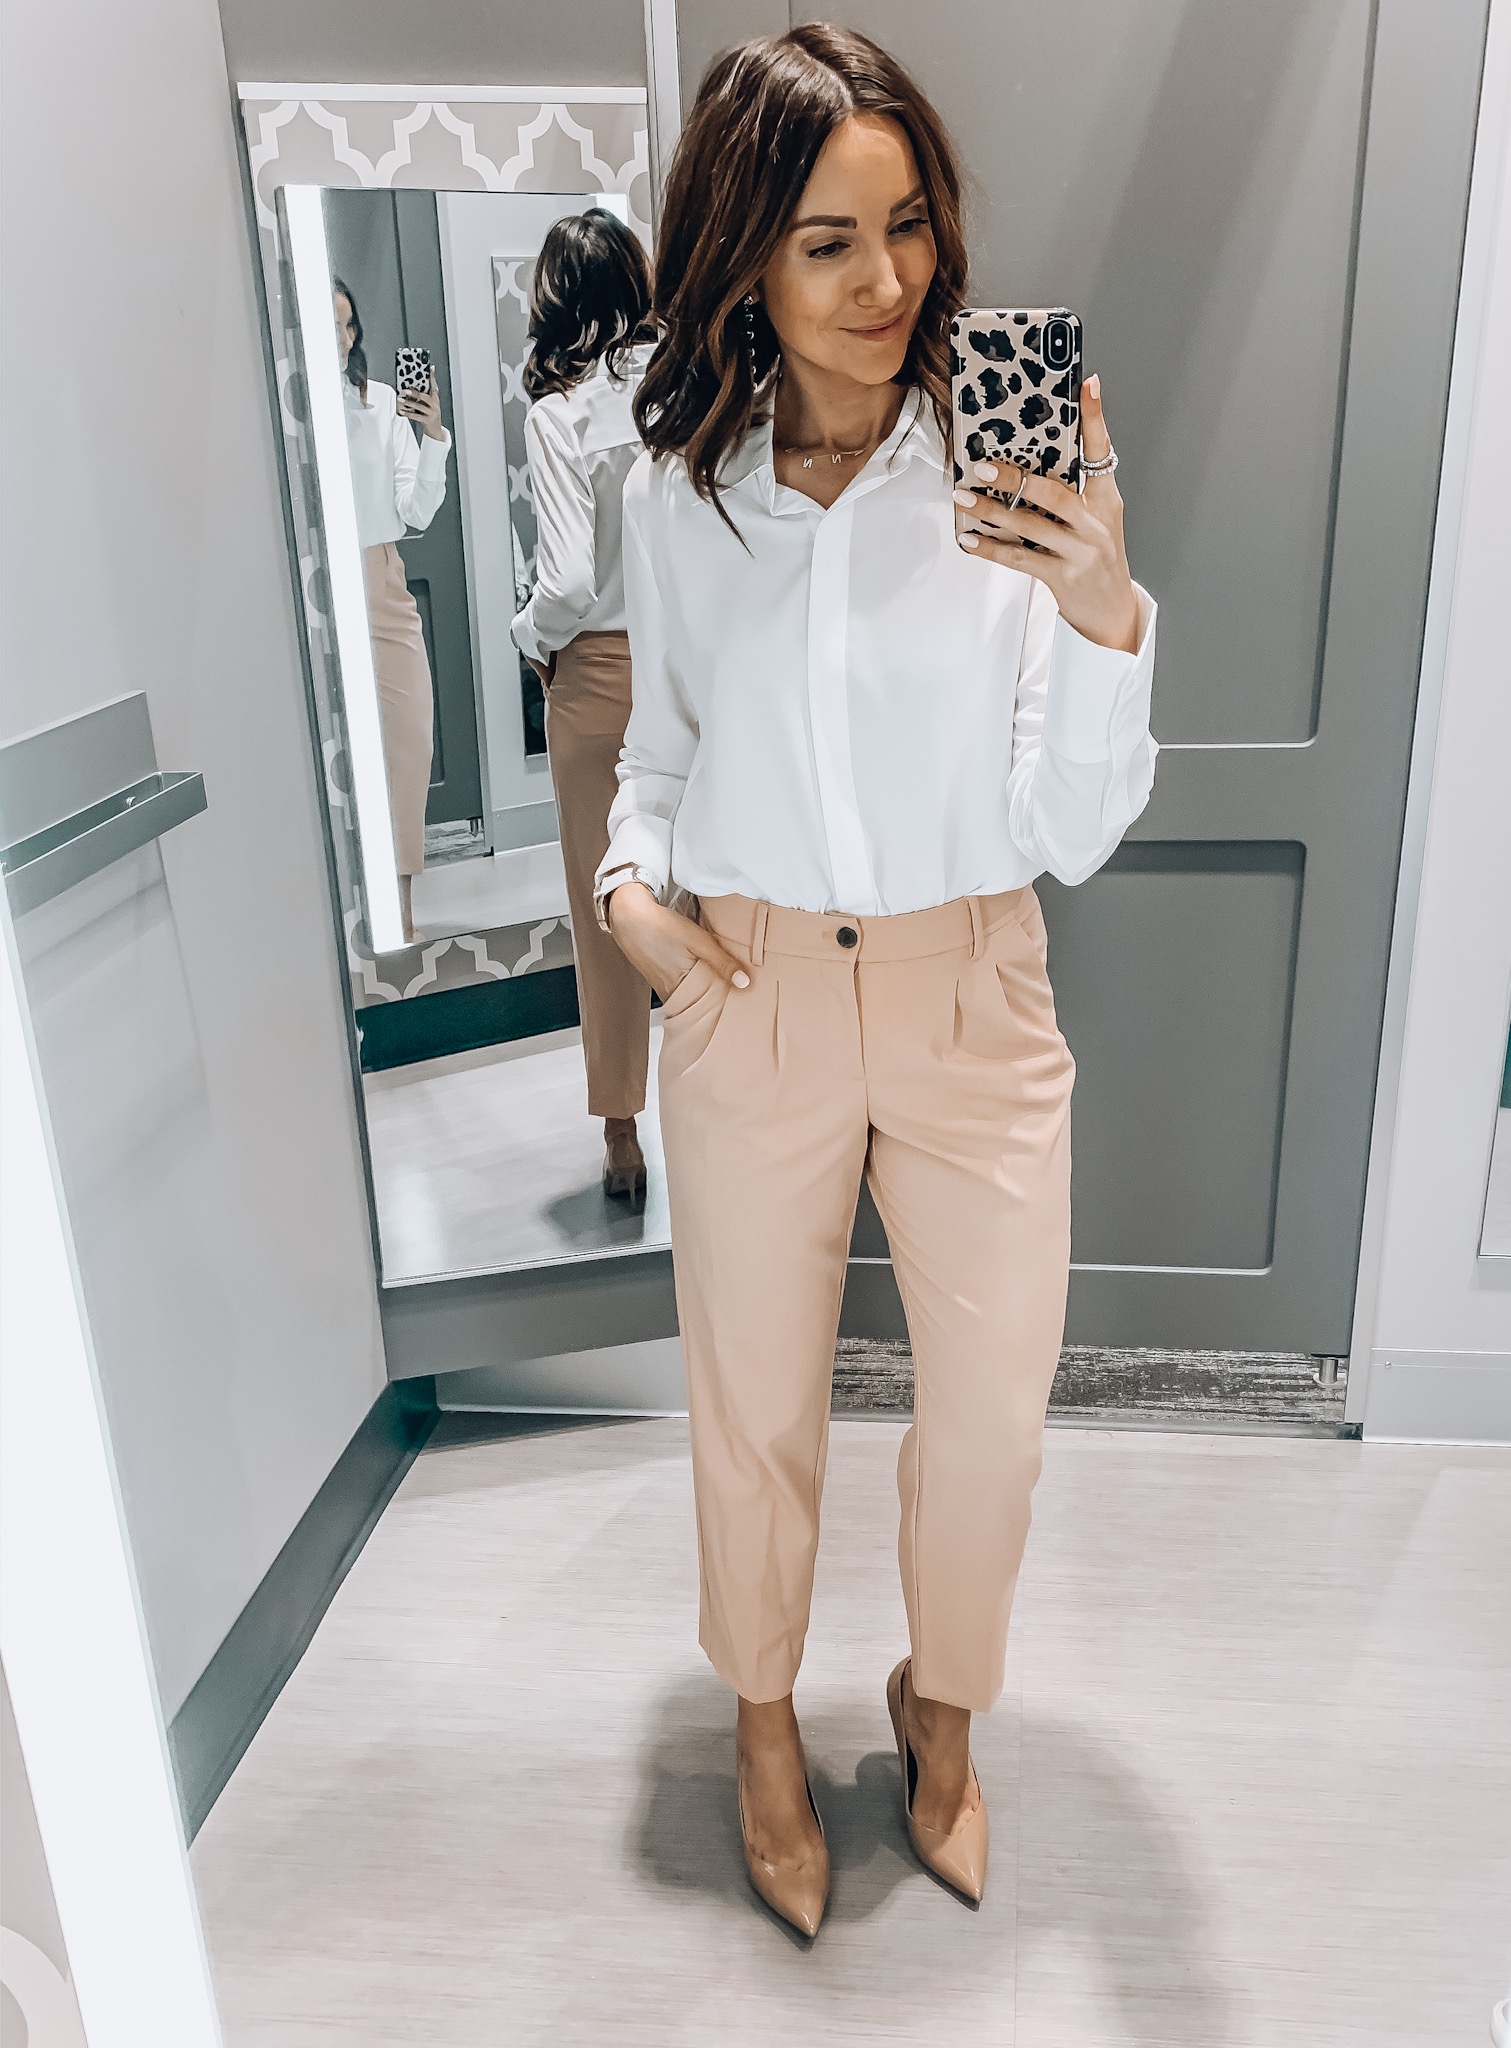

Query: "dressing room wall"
left=1351, top=7, right=1511, bottom=1441
left=217, top=0, right=647, bottom=89
left=0, top=0, right=386, bottom=1724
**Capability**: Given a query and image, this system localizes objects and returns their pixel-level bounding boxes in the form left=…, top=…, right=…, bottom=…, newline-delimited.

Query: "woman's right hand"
left=606, top=883, right=749, bottom=1001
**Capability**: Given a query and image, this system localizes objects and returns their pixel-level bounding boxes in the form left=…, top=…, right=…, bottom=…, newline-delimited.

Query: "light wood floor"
left=191, top=1418, right=1511, bottom=2045
left=364, top=1025, right=671, bottom=1283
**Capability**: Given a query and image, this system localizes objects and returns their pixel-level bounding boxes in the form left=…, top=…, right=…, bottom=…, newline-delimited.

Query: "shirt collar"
left=721, top=385, right=941, bottom=512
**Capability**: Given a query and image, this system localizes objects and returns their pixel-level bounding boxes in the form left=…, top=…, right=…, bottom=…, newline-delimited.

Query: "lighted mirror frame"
left=280, top=184, right=408, bottom=956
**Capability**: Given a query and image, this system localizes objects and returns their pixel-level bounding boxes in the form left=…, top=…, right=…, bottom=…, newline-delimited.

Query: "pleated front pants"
left=545, top=631, right=651, bottom=1119
left=657, top=887, right=1075, bottom=1713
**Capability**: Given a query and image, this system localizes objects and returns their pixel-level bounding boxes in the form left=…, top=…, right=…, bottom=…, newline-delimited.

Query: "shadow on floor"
left=633, top=1678, right=919, bottom=1938
left=633, top=1674, right=1233, bottom=2039
left=1015, top=1714, right=1235, bottom=2045
left=544, top=1179, right=655, bottom=1249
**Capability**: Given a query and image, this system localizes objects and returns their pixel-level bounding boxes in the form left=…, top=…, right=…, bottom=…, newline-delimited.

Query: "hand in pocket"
left=606, top=883, right=749, bottom=1003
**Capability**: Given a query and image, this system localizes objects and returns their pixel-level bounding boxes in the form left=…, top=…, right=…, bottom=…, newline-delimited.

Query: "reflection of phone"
left=950, top=308, right=1083, bottom=493
left=395, top=345, right=433, bottom=396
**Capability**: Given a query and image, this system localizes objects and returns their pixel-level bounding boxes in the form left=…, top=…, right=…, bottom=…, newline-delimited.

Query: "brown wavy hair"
left=523, top=207, right=656, bottom=401
left=634, top=24, right=967, bottom=513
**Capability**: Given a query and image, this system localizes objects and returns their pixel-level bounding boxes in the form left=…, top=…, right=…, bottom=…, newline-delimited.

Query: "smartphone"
left=950, top=308, right=1083, bottom=495
left=395, top=344, right=433, bottom=396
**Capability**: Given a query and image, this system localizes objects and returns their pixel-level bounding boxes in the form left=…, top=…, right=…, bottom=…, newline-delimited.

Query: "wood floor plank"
left=191, top=1418, right=1511, bottom=2045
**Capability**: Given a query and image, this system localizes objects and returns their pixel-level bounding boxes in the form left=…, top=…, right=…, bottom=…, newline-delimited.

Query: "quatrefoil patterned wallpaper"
left=238, top=87, right=650, bottom=1006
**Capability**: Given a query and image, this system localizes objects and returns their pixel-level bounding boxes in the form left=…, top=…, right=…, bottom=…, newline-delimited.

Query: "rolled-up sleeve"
left=1006, top=580, right=1158, bottom=885
left=596, top=477, right=697, bottom=898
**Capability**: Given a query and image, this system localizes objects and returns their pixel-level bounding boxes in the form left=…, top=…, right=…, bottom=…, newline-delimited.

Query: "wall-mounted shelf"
left=0, top=692, right=207, bottom=916
left=1, top=769, right=207, bottom=915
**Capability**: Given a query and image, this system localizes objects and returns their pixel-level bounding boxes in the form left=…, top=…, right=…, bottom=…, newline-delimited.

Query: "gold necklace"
left=773, top=439, right=873, bottom=471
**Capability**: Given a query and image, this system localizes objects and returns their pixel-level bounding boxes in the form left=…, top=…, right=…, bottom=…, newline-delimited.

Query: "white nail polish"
left=960, top=533, right=980, bottom=549
left=733, top=971, right=750, bottom=988
left=953, top=488, right=975, bottom=507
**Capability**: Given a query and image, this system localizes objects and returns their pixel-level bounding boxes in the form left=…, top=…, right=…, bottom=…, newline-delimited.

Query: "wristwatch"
left=593, top=862, right=662, bottom=934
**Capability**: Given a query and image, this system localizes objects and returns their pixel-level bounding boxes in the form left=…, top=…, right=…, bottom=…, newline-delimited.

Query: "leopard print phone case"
left=950, top=308, right=1083, bottom=492
left=395, top=345, right=433, bottom=396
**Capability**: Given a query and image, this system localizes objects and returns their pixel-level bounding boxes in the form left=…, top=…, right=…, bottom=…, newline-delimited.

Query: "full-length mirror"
left=249, top=88, right=666, bottom=1284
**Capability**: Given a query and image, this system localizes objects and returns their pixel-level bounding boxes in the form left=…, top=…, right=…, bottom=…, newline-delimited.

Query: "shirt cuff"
left=416, top=430, right=451, bottom=475
left=597, top=814, right=673, bottom=900
left=1042, top=585, right=1157, bottom=764
left=510, top=605, right=547, bottom=665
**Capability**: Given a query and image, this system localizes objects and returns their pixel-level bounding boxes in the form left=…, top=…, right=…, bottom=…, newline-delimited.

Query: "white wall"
left=0, top=1670, right=86, bottom=2044
left=0, top=0, right=388, bottom=1715
left=1349, top=0, right=1511, bottom=1443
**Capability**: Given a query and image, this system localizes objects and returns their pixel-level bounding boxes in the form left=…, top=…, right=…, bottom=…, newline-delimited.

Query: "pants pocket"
left=658, top=957, right=737, bottom=1086
left=661, top=957, right=713, bottom=1019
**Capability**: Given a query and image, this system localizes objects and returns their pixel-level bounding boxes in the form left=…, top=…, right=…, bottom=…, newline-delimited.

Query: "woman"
left=334, top=279, right=450, bottom=946
left=512, top=210, right=657, bottom=1200
left=597, top=27, right=1157, bottom=1935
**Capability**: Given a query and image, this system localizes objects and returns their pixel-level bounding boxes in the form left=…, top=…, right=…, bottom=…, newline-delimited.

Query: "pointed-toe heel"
left=602, top=1156, right=647, bottom=1200
left=886, top=1657, right=988, bottom=1904
left=601, top=1131, right=647, bottom=1202
left=738, top=1774, right=830, bottom=1938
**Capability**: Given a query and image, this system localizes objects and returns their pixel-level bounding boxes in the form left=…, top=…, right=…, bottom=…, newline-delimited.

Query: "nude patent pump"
left=601, top=1120, right=646, bottom=1201
left=887, top=1657, right=988, bottom=1903
left=737, top=1766, right=830, bottom=1938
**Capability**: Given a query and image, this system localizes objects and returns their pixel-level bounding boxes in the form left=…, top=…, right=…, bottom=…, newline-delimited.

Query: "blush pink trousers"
left=656, top=887, right=1075, bottom=1713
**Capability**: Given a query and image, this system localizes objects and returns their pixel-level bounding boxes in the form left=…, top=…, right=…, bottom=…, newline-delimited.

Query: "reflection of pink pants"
left=362, top=542, right=433, bottom=877
left=658, top=888, right=1075, bottom=1712
left=545, top=631, right=651, bottom=1119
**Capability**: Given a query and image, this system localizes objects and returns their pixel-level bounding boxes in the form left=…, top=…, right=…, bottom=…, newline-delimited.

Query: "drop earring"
left=743, top=292, right=759, bottom=382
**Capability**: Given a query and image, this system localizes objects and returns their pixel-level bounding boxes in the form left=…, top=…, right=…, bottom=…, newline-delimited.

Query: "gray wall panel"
left=219, top=0, right=646, bottom=89
left=0, top=0, right=389, bottom=1719
left=675, top=0, right=787, bottom=111
left=790, top=0, right=1372, bottom=748
left=1041, top=846, right=1302, bottom=1271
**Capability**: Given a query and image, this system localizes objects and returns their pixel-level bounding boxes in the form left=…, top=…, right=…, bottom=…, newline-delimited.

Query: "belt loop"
left=750, top=900, right=769, bottom=968
left=967, top=894, right=986, bottom=960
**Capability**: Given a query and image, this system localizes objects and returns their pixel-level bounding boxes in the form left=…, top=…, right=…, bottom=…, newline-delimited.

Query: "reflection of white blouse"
left=510, top=344, right=653, bottom=665
left=599, top=391, right=1159, bottom=918
left=343, top=378, right=451, bottom=550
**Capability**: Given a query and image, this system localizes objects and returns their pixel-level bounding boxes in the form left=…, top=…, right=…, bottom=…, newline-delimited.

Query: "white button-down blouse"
left=343, top=378, right=451, bottom=551
left=511, top=344, right=653, bottom=665
left=599, top=390, right=1158, bottom=918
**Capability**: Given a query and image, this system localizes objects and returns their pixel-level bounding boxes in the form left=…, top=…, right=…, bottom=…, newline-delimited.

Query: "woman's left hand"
left=954, top=374, right=1141, bottom=655
left=398, top=372, right=446, bottom=442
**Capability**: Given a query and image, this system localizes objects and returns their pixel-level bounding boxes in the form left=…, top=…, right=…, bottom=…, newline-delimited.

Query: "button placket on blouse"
left=805, top=494, right=879, bottom=916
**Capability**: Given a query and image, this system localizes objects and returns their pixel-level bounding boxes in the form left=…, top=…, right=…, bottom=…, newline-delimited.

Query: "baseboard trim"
left=1363, top=1349, right=1511, bottom=1442
left=435, top=1336, right=687, bottom=1414
left=167, top=1376, right=439, bottom=1840
left=356, top=966, right=580, bottom=1072
left=379, top=1249, right=679, bottom=1379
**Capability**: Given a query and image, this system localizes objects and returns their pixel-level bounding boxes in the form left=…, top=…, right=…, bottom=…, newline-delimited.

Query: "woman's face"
left=759, top=114, right=936, bottom=390
left=333, top=292, right=356, bottom=371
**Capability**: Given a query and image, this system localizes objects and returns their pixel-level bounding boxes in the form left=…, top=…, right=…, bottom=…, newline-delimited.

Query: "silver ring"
left=1081, top=445, right=1119, bottom=478
left=1003, top=468, right=1029, bottom=512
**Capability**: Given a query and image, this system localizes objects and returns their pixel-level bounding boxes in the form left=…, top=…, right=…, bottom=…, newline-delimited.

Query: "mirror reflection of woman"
left=333, top=279, right=450, bottom=946
left=597, top=29, right=1157, bottom=1936
left=511, top=211, right=657, bottom=1201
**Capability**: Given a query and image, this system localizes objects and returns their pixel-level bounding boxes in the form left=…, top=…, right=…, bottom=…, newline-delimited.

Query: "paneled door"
left=677, top=0, right=1490, bottom=1353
